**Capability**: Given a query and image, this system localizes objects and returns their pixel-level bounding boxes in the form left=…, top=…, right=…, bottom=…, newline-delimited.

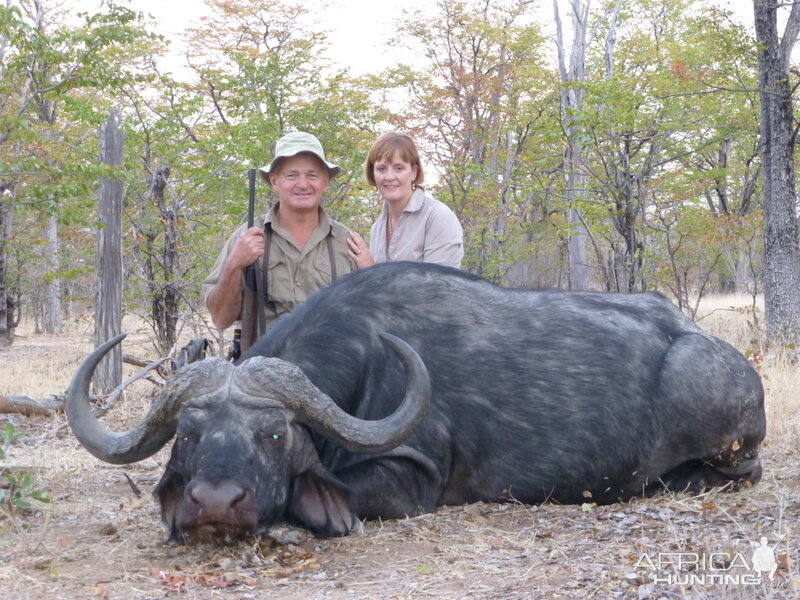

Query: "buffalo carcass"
left=67, top=262, right=765, bottom=542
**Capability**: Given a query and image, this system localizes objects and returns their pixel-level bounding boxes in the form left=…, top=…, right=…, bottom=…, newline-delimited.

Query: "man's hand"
left=229, top=226, right=265, bottom=269
left=206, top=226, right=265, bottom=330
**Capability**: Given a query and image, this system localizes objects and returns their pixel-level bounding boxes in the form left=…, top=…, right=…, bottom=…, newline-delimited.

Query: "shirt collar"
left=381, top=186, right=426, bottom=217
left=404, top=186, right=426, bottom=213
left=266, top=203, right=334, bottom=246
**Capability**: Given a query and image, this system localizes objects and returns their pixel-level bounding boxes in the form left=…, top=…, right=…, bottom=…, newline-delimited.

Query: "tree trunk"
left=43, top=212, right=62, bottom=333
left=554, top=0, right=590, bottom=291
left=94, top=110, right=125, bottom=393
left=150, top=165, right=179, bottom=354
left=0, top=187, right=14, bottom=347
left=754, top=1, right=800, bottom=345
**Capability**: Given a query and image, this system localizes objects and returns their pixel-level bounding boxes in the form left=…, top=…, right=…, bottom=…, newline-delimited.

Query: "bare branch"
left=96, top=357, right=170, bottom=416
left=781, top=1, right=800, bottom=63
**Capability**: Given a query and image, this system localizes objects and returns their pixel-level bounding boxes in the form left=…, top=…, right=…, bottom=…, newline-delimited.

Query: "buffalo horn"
left=237, top=333, right=431, bottom=454
left=66, top=334, right=232, bottom=464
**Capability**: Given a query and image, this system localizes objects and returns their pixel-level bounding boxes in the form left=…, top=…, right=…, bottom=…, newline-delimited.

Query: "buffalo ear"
left=288, top=470, right=356, bottom=538
left=153, top=468, right=186, bottom=542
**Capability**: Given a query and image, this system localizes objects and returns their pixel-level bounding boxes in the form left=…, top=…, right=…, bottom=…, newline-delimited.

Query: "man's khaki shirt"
left=203, top=204, right=354, bottom=330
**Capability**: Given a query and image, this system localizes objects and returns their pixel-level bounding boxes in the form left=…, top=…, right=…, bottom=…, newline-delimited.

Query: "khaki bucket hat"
left=259, top=132, right=342, bottom=185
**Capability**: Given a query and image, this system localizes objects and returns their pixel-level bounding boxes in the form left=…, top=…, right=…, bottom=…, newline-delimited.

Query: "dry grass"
left=1, top=300, right=799, bottom=599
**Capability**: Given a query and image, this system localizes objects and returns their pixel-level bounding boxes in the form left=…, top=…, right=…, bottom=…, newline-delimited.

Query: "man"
left=203, top=132, right=354, bottom=348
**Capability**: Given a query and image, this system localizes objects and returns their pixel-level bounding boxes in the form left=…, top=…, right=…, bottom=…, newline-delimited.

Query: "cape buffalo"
left=67, top=262, right=765, bottom=542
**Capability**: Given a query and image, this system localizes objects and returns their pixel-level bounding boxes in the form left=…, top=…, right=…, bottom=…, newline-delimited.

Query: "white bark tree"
left=754, top=0, right=800, bottom=345
left=553, top=0, right=590, bottom=290
left=42, top=212, right=62, bottom=333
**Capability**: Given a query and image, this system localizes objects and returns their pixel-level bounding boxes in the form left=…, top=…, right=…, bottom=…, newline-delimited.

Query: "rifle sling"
left=327, top=231, right=338, bottom=281
left=261, top=224, right=276, bottom=322
left=254, top=233, right=268, bottom=338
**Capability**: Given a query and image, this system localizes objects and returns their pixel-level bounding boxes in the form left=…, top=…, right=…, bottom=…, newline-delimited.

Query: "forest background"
left=0, top=0, right=795, bottom=357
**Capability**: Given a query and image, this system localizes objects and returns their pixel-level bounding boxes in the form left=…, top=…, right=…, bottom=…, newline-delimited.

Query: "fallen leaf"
left=163, top=573, right=187, bottom=586
left=56, top=537, right=74, bottom=550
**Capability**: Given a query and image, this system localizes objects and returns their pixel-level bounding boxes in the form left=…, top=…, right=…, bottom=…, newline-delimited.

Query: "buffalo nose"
left=185, top=479, right=254, bottom=525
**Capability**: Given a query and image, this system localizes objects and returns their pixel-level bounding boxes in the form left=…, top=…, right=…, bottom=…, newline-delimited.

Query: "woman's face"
left=373, top=152, right=418, bottom=206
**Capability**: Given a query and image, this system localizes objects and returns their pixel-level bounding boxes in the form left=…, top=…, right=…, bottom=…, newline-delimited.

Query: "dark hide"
left=157, top=262, right=765, bottom=539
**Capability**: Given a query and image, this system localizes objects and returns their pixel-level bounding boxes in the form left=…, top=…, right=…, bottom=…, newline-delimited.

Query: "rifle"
left=237, top=168, right=266, bottom=355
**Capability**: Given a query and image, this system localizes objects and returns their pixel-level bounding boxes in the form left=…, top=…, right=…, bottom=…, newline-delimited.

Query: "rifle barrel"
left=247, top=168, right=256, bottom=228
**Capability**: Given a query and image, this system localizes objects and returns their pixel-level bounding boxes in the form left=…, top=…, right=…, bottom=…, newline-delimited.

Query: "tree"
left=0, top=187, right=18, bottom=347
left=107, top=0, right=378, bottom=352
left=387, top=0, right=558, bottom=283
left=182, top=0, right=376, bottom=199
left=0, top=0, right=157, bottom=344
left=94, top=110, right=124, bottom=393
left=553, top=0, right=592, bottom=291
left=0, top=2, right=27, bottom=346
left=555, top=0, right=761, bottom=304
left=754, top=0, right=800, bottom=345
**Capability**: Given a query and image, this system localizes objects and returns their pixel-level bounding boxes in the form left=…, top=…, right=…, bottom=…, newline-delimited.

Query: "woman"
left=347, top=132, right=464, bottom=269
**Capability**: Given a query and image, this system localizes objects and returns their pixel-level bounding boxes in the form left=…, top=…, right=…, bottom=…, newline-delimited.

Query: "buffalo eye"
left=262, top=431, right=285, bottom=446
left=176, top=432, right=194, bottom=445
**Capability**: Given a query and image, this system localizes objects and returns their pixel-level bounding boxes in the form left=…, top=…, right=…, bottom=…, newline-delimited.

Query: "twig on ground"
left=123, top=472, right=142, bottom=498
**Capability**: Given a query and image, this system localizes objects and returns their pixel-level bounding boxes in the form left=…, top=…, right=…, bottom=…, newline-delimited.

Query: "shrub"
left=0, top=423, right=51, bottom=513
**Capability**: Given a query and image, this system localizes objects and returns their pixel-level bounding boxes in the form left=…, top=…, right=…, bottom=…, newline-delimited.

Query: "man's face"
left=269, top=154, right=330, bottom=213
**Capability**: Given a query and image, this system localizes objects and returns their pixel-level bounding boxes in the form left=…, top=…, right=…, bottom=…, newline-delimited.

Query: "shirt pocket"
left=312, top=252, right=334, bottom=284
left=266, top=252, right=294, bottom=307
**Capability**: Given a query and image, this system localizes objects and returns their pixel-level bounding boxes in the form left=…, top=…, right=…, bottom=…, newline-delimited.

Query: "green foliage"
left=0, top=422, right=23, bottom=451
left=384, top=0, right=559, bottom=282
left=1, top=470, right=52, bottom=512
left=0, top=0, right=774, bottom=339
left=0, top=423, right=51, bottom=514
left=0, top=0, right=163, bottom=328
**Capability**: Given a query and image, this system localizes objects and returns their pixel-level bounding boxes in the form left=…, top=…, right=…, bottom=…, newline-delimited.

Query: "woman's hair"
left=365, top=132, right=425, bottom=186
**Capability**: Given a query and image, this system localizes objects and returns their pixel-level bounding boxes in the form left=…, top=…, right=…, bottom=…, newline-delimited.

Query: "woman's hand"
left=347, top=231, right=375, bottom=269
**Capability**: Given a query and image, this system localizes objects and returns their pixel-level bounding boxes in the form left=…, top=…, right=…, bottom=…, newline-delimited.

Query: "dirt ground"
left=1, top=320, right=799, bottom=600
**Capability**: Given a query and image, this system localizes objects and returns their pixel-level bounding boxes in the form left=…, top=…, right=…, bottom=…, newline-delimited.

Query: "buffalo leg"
left=653, top=334, right=765, bottom=491
left=654, top=455, right=762, bottom=496
left=335, top=454, right=442, bottom=521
